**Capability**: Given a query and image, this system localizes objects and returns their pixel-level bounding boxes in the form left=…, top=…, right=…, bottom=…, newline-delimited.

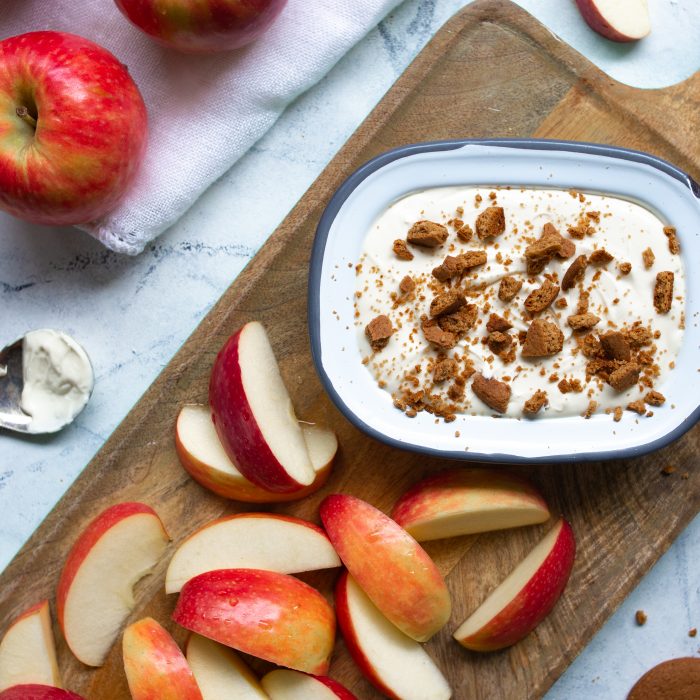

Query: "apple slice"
left=335, top=572, right=451, bottom=700
left=575, top=0, right=651, bottom=42
left=185, top=634, right=267, bottom=700
left=56, top=502, right=169, bottom=667
left=261, top=669, right=357, bottom=700
left=453, top=518, right=576, bottom=651
left=320, top=494, right=450, bottom=642
left=173, top=569, right=335, bottom=675
left=0, top=601, right=61, bottom=690
left=166, top=512, right=340, bottom=594
left=0, top=687, right=85, bottom=700
left=209, top=322, right=315, bottom=494
left=391, top=468, right=550, bottom=541
left=123, top=618, right=202, bottom=700
left=176, top=404, right=336, bottom=502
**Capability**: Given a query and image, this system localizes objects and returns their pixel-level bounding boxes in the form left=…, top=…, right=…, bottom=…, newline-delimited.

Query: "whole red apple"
left=114, top=0, right=288, bottom=53
left=0, top=32, right=147, bottom=226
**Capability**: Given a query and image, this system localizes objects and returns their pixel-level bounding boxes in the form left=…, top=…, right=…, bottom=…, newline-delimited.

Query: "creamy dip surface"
left=354, top=186, right=685, bottom=419
left=21, top=329, right=94, bottom=432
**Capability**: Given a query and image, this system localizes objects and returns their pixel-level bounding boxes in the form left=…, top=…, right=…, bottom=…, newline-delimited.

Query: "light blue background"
left=1, top=1, right=698, bottom=697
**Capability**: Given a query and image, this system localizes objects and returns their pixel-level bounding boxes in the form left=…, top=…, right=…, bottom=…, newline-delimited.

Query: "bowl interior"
left=310, top=142, right=700, bottom=462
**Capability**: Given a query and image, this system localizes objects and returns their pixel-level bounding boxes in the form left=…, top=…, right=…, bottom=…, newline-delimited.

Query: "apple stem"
left=16, top=107, right=37, bottom=129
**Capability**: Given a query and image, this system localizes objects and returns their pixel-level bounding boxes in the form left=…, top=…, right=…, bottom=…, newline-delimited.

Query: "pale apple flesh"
left=391, top=468, right=550, bottom=541
left=175, top=404, right=336, bottom=502
left=575, top=0, right=651, bottom=42
left=209, top=322, right=315, bottom=494
left=0, top=686, right=85, bottom=700
left=335, top=573, right=451, bottom=700
left=123, top=618, right=202, bottom=700
left=320, top=494, right=451, bottom=642
left=56, top=502, right=169, bottom=667
left=165, top=512, right=340, bottom=594
left=185, top=634, right=268, bottom=700
left=261, top=669, right=357, bottom=700
left=0, top=600, right=61, bottom=691
left=114, top=0, right=288, bottom=53
left=453, top=518, right=576, bottom=651
left=173, top=568, right=335, bottom=675
left=0, top=31, right=147, bottom=225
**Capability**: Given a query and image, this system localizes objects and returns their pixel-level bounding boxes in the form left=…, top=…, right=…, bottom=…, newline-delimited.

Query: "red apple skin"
left=456, top=520, right=576, bottom=651
left=173, top=569, right=335, bottom=675
left=313, top=674, right=358, bottom=700
left=55, top=502, right=165, bottom=631
left=0, top=686, right=85, bottom=700
left=320, top=494, right=450, bottom=642
left=334, top=571, right=398, bottom=699
left=209, top=327, right=307, bottom=494
left=123, top=618, right=202, bottom=700
left=174, top=413, right=333, bottom=503
left=114, top=0, right=288, bottom=53
left=574, top=0, right=646, bottom=42
left=0, top=32, right=147, bottom=226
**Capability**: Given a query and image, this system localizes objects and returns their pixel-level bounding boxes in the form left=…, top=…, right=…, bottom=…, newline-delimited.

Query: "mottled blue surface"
left=1, top=1, right=698, bottom=697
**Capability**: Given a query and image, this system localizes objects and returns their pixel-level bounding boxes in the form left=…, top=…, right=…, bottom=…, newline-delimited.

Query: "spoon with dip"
left=0, top=329, right=94, bottom=434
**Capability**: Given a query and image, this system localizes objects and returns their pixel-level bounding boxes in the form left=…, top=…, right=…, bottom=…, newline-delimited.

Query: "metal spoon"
left=0, top=331, right=93, bottom=434
left=0, top=338, right=32, bottom=432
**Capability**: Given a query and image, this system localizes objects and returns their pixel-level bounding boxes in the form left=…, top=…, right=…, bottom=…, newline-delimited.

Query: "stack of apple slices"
left=320, top=494, right=453, bottom=699
left=177, top=322, right=338, bottom=503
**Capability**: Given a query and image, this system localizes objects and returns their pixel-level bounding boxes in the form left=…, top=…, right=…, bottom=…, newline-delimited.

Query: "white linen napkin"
left=1, top=0, right=404, bottom=254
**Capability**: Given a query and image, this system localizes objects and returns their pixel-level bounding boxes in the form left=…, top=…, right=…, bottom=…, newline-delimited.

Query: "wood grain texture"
left=1, top=1, right=699, bottom=698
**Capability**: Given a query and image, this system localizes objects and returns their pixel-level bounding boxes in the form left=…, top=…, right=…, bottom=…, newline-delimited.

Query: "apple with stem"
left=575, top=0, right=651, bottom=42
left=453, top=518, right=576, bottom=651
left=0, top=601, right=61, bottom=691
left=165, top=512, right=340, bottom=594
left=0, top=32, right=147, bottom=226
left=114, top=0, right=288, bottom=53
left=175, top=404, right=336, bottom=502
left=56, top=502, right=169, bottom=667
left=123, top=618, right=202, bottom=700
left=320, top=494, right=451, bottom=642
left=173, top=568, right=335, bottom=675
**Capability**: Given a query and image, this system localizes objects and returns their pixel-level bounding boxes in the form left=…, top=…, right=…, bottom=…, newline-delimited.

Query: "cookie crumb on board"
left=635, top=610, right=647, bottom=626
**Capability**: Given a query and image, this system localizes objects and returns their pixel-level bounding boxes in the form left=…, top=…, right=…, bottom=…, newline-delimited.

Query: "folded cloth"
left=1, top=0, right=404, bottom=254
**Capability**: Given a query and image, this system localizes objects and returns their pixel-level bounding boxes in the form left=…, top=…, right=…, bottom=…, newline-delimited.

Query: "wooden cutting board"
left=2, top=1, right=699, bottom=698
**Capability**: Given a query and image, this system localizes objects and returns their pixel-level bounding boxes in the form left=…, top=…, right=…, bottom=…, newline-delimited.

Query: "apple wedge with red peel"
left=123, top=618, right=202, bottom=700
left=0, top=601, right=61, bottom=690
left=391, top=468, right=550, bottom=541
left=335, top=573, right=451, bottom=700
left=173, top=569, right=335, bottom=675
left=261, top=669, right=357, bottom=700
left=454, top=518, right=576, bottom=651
left=56, top=502, right=169, bottom=666
left=185, top=634, right=268, bottom=700
left=320, top=494, right=450, bottom=642
left=209, top=322, right=315, bottom=494
left=0, top=686, right=85, bottom=700
left=575, top=0, right=650, bottom=42
left=166, top=512, right=340, bottom=594
left=176, top=404, right=336, bottom=502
